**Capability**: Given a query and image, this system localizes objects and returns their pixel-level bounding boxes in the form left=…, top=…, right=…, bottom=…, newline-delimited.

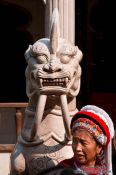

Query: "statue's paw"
left=10, top=146, right=25, bottom=175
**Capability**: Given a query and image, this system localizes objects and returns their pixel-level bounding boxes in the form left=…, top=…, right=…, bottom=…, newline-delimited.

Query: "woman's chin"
left=77, top=157, right=86, bottom=165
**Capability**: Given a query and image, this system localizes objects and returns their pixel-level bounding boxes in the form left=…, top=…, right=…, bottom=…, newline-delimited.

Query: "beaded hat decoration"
left=72, top=117, right=107, bottom=146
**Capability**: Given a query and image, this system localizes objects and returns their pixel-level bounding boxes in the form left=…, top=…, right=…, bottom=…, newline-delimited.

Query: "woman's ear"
left=97, top=144, right=102, bottom=155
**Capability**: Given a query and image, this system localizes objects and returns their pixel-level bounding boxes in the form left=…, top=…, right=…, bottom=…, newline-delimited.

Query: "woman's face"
left=72, top=129, right=102, bottom=167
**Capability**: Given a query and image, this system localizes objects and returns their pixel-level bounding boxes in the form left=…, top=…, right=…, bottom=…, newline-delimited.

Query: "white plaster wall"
left=0, top=153, right=11, bottom=175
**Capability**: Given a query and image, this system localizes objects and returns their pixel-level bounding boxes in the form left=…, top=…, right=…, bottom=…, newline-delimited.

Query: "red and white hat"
left=71, top=105, right=114, bottom=175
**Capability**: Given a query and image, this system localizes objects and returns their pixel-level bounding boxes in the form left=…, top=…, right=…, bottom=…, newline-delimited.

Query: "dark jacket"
left=58, top=156, right=105, bottom=175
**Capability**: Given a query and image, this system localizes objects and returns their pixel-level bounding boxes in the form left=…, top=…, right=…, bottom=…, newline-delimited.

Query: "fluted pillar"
left=44, top=0, right=75, bottom=44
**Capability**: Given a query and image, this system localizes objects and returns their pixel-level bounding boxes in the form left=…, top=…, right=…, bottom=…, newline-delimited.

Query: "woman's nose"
left=75, top=143, right=82, bottom=151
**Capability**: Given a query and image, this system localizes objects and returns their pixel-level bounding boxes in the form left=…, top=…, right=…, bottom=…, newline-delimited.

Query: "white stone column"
left=44, top=0, right=75, bottom=44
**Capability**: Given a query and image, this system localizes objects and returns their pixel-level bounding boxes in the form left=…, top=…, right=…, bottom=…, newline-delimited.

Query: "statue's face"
left=26, top=38, right=83, bottom=97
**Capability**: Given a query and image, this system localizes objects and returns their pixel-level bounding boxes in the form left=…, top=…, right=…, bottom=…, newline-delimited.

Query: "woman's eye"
left=81, top=141, right=88, bottom=146
left=36, top=55, right=47, bottom=64
left=60, top=55, right=70, bottom=64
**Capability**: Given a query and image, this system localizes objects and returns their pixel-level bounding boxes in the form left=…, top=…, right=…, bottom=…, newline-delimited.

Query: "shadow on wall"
left=0, top=1, right=33, bottom=102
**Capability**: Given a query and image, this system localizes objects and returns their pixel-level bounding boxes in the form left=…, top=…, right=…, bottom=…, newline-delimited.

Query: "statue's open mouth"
left=38, top=77, right=70, bottom=94
left=39, top=77, right=69, bottom=87
left=30, top=70, right=77, bottom=94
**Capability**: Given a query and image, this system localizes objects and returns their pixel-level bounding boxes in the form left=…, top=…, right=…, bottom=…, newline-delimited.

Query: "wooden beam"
left=0, top=144, right=14, bottom=153
left=0, top=103, right=28, bottom=108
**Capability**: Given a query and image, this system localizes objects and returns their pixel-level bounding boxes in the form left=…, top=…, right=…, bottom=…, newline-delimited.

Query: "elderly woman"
left=58, top=105, right=114, bottom=175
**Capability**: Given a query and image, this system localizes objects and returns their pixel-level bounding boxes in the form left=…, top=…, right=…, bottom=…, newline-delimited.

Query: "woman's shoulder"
left=57, top=157, right=75, bottom=168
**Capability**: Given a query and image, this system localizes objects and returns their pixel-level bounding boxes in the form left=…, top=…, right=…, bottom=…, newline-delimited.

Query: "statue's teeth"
left=66, top=77, right=68, bottom=83
left=39, top=79, right=43, bottom=87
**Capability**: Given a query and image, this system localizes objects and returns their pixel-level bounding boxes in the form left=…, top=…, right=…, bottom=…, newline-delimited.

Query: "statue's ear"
left=25, top=45, right=32, bottom=62
left=50, top=8, right=60, bottom=54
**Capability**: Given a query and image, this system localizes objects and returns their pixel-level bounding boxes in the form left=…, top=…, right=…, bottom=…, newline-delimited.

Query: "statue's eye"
left=36, top=55, right=48, bottom=64
left=60, top=55, right=70, bottom=64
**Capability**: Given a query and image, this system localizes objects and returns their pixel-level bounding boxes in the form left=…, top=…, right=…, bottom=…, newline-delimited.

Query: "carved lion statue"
left=10, top=8, right=83, bottom=175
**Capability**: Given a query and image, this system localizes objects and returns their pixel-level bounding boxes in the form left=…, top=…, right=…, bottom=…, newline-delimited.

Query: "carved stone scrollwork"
left=10, top=8, right=83, bottom=175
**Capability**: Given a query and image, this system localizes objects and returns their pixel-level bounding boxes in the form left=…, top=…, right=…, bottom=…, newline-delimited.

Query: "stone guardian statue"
left=10, top=8, right=83, bottom=175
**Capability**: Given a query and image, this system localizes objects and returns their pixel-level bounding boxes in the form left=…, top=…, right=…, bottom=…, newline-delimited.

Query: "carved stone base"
left=10, top=138, right=73, bottom=175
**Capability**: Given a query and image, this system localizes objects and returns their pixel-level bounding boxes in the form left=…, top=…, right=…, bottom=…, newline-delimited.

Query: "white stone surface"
left=0, top=153, right=10, bottom=175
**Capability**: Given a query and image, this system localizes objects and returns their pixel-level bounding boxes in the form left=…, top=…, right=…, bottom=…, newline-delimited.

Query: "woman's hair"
left=39, top=166, right=85, bottom=175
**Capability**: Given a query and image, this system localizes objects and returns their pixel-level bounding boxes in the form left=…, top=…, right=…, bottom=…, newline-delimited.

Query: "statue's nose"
left=43, top=55, right=62, bottom=73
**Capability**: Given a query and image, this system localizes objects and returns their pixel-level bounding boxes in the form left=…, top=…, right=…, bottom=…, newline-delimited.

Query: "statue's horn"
left=50, top=8, right=60, bottom=54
